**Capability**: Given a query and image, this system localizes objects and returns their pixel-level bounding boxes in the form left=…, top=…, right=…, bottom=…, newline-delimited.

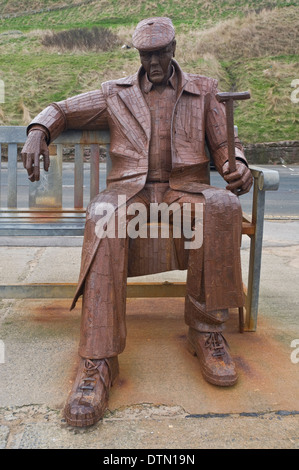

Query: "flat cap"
left=132, top=17, right=175, bottom=51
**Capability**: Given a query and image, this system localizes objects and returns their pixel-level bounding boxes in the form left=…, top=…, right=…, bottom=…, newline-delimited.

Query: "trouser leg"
left=185, top=265, right=229, bottom=333
left=78, top=192, right=149, bottom=359
left=78, top=234, right=129, bottom=359
left=184, top=194, right=228, bottom=331
left=165, top=189, right=243, bottom=332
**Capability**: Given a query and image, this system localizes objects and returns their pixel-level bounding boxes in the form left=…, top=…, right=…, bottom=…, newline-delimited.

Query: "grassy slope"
left=0, top=0, right=297, bottom=30
left=0, top=0, right=298, bottom=143
left=231, top=56, right=298, bottom=143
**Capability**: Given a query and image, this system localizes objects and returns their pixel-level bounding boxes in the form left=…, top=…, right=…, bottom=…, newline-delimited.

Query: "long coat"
left=29, top=60, right=245, bottom=310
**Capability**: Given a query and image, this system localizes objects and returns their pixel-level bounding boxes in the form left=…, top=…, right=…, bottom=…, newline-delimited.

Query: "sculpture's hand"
left=222, top=160, right=253, bottom=196
left=21, top=130, right=50, bottom=182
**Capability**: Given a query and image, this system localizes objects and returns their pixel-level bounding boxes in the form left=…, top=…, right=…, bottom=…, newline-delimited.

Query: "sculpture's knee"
left=227, top=190, right=242, bottom=218
left=86, top=194, right=117, bottom=224
left=213, top=188, right=242, bottom=215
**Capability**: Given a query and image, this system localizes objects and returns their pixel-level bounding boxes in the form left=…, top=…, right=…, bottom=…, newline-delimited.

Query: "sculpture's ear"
left=172, top=39, right=177, bottom=58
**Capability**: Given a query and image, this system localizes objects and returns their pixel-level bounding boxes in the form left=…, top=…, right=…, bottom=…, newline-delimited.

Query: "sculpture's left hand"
left=222, top=160, right=253, bottom=196
left=21, top=129, right=49, bottom=182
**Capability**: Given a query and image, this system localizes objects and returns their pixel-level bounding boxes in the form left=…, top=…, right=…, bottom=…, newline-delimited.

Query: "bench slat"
left=7, top=143, right=18, bottom=208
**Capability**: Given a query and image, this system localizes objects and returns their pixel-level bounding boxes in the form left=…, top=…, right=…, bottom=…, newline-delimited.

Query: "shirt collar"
left=142, top=65, right=177, bottom=93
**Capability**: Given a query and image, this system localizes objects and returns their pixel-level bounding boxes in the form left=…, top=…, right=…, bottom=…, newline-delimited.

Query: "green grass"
left=0, top=0, right=297, bottom=32
left=0, top=46, right=140, bottom=124
left=0, top=1, right=298, bottom=143
left=231, top=55, right=299, bottom=143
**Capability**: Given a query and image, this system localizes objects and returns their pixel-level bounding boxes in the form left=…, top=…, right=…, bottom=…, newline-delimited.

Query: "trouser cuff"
left=184, top=295, right=229, bottom=332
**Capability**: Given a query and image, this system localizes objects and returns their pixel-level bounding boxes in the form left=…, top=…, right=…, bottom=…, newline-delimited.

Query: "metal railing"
left=0, top=126, right=280, bottom=331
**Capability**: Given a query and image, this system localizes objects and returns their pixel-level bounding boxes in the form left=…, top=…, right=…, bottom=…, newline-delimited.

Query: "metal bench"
left=0, top=126, right=280, bottom=331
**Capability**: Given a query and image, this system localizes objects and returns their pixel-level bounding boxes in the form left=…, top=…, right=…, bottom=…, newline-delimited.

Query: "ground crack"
left=17, top=247, right=46, bottom=282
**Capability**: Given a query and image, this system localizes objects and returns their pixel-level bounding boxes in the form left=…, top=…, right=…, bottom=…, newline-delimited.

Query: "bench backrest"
left=0, top=126, right=110, bottom=210
left=0, top=125, right=238, bottom=211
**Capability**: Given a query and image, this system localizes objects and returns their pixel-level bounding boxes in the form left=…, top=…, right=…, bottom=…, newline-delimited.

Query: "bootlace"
left=78, top=359, right=111, bottom=405
left=204, top=332, right=227, bottom=358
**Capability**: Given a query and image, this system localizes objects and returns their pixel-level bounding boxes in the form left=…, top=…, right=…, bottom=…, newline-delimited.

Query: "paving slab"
left=0, top=219, right=298, bottom=449
left=0, top=220, right=298, bottom=287
left=2, top=404, right=299, bottom=449
left=0, top=294, right=299, bottom=449
left=1, top=297, right=298, bottom=413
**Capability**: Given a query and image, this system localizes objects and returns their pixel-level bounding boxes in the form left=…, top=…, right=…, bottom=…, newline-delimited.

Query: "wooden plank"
left=241, top=221, right=255, bottom=236
left=74, top=144, right=84, bottom=208
left=90, top=144, right=99, bottom=200
left=0, top=127, right=111, bottom=145
left=0, top=143, right=1, bottom=207
left=7, top=143, right=17, bottom=208
left=0, top=282, right=186, bottom=299
left=0, top=126, right=27, bottom=143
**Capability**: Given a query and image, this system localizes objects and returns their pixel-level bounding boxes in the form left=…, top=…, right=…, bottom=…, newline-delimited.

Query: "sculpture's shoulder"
left=184, top=72, right=219, bottom=95
left=101, top=72, right=138, bottom=97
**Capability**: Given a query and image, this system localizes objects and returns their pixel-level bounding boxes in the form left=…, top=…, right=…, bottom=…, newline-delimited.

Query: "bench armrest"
left=249, top=165, right=280, bottom=192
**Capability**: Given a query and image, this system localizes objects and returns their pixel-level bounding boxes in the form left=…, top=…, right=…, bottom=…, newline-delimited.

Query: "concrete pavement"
left=0, top=220, right=299, bottom=449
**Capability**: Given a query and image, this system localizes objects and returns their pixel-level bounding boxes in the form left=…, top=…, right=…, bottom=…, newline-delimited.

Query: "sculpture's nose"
left=150, top=53, right=159, bottom=65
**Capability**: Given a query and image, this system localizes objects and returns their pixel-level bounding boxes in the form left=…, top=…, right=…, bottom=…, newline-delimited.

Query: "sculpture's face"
left=139, top=40, right=176, bottom=84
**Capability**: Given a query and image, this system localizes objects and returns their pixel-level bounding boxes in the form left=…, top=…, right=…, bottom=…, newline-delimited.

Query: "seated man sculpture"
left=21, top=17, right=253, bottom=427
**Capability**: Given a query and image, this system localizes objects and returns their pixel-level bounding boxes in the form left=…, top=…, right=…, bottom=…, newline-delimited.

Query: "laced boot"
left=64, top=356, right=119, bottom=427
left=187, top=328, right=237, bottom=386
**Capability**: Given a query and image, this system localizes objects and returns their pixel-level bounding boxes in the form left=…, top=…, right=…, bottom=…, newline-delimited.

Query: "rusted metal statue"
left=21, top=17, right=253, bottom=427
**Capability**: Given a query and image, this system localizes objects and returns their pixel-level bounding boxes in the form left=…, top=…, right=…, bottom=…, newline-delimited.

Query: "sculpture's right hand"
left=21, top=130, right=50, bottom=182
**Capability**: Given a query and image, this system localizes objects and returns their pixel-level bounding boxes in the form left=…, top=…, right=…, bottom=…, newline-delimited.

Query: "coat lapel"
left=118, top=88, right=151, bottom=141
left=115, top=70, right=151, bottom=142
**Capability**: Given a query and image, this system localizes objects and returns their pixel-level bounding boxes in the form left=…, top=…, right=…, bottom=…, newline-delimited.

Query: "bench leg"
left=244, top=184, right=266, bottom=331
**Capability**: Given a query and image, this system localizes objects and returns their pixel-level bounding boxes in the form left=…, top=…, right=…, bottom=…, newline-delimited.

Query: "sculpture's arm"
left=21, top=89, right=108, bottom=182
left=205, top=80, right=253, bottom=195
